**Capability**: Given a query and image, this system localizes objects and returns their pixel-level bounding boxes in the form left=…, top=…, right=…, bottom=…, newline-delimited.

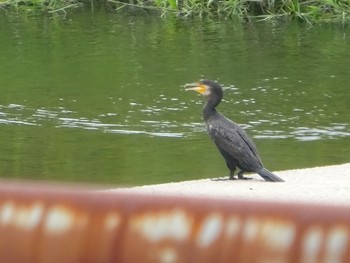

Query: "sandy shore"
left=114, top=163, right=350, bottom=205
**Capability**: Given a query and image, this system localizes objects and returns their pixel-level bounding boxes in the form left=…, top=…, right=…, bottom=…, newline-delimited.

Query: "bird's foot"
left=238, top=171, right=252, bottom=180
left=229, top=175, right=252, bottom=180
left=228, top=176, right=252, bottom=180
left=211, top=174, right=252, bottom=181
left=238, top=176, right=253, bottom=180
left=229, top=176, right=253, bottom=180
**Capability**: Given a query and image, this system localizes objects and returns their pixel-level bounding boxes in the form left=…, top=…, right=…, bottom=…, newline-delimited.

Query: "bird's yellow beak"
left=184, top=83, right=207, bottom=94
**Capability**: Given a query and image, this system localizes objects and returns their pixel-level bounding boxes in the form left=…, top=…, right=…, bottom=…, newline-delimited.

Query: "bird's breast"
left=206, top=123, right=216, bottom=133
left=206, top=123, right=220, bottom=141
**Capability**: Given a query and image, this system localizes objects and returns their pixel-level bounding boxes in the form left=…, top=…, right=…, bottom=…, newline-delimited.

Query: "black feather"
left=187, top=79, right=284, bottom=182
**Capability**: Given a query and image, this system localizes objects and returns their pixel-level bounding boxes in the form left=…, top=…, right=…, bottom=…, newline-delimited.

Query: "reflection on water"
left=1, top=88, right=348, bottom=142
left=1, top=75, right=348, bottom=141
left=0, top=12, right=349, bottom=185
left=0, top=101, right=191, bottom=138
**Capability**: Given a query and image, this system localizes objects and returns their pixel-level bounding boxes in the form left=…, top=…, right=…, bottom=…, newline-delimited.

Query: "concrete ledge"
left=114, top=163, right=350, bottom=205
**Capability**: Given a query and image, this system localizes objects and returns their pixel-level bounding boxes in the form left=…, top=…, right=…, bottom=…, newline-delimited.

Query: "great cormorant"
left=185, top=79, right=284, bottom=182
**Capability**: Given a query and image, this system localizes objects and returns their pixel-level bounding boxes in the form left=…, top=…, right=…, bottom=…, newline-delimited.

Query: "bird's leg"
left=238, top=170, right=252, bottom=180
left=228, top=166, right=237, bottom=180
left=229, top=170, right=236, bottom=180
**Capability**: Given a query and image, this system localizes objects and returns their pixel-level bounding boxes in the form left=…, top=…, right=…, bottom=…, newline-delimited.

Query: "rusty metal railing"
left=0, top=180, right=349, bottom=263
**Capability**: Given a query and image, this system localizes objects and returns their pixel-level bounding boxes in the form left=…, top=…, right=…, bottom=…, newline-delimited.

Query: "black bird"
left=185, top=79, right=284, bottom=182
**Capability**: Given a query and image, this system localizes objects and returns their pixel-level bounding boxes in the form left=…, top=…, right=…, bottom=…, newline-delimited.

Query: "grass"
left=0, top=0, right=83, bottom=14
left=1, top=0, right=350, bottom=23
left=255, top=0, right=350, bottom=24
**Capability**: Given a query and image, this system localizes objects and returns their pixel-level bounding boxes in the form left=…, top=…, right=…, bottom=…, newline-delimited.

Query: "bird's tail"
left=257, top=168, right=284, bottom=182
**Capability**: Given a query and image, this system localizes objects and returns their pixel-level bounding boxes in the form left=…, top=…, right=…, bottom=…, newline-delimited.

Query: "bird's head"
left=185, top=79, right=223, bottom=102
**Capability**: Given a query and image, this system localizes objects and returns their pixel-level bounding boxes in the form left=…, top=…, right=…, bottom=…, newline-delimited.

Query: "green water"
left=0, top=11, right=349, bottom=185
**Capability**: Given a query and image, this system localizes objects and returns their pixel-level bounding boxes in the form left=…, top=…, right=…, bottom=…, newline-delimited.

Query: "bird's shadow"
left=211, top=177, right=230, bottom=181
left=210, top=177, right=253, bottom=181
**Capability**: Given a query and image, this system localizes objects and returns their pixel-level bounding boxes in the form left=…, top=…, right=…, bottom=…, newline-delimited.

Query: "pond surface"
left=0, top=10, right=349, bottom=185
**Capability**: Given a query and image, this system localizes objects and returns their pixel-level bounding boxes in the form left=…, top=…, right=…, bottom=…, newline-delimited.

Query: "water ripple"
left=0, top=118, right=37, bottom=126
left=291, top=125, right=350, bottom=141
left=0, top=102, right=349, bottom=141
left=253, top=124, right=350, bottom=141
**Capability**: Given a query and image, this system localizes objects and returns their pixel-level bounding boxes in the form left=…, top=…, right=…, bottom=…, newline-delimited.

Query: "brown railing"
left=0, top=180, right=349, bottom=263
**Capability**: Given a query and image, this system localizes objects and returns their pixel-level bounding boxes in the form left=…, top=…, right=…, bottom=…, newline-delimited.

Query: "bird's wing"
left=236, top=128, right=262, bottom=162
left=209, top=122, right=263, bottom=170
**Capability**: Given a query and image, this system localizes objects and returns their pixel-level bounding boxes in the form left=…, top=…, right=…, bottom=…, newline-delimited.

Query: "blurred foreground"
left=1, top=164, right=350, bottom=263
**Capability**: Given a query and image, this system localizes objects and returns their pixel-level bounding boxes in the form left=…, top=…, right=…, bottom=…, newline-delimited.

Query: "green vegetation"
left=0, top=0, right=81, bottom=14
left=1, top=0, right=350, bottom=23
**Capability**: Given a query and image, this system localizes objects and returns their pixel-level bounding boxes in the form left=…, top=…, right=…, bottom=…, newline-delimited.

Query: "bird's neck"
left=203, top=100, right=219, bottom=121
